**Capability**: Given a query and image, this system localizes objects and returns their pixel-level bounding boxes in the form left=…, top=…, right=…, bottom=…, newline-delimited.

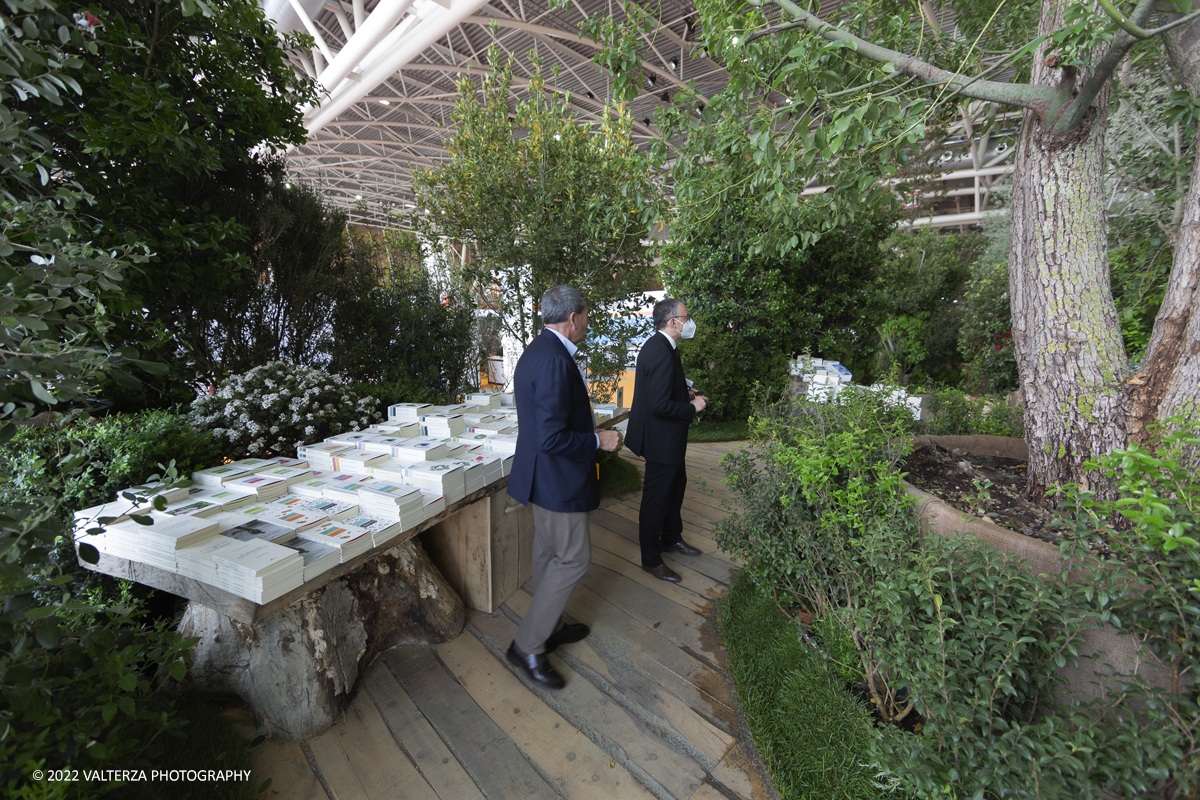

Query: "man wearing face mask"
left=625, top=298, right=707, bottom=582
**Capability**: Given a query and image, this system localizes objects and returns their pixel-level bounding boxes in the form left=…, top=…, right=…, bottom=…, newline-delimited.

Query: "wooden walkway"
left=235, top=441, right=777, bottom=800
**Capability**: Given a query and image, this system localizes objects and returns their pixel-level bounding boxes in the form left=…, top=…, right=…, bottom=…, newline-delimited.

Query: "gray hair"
left=652, top=298, right=683, bottom=330
left=541, top=285, right=586, bottom=324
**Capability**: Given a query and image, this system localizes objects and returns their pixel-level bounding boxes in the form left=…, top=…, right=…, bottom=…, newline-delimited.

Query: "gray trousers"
left=513, top=503, right=590, bottom=655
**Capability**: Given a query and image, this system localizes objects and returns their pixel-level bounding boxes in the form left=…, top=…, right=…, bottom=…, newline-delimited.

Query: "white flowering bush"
left=191, top=362, right=381, bottom=457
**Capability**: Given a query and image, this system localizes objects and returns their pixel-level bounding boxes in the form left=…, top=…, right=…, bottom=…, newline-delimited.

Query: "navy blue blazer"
left=507, top=329, right=599, bottom=513
left=625, top=331, right=696, bottom=465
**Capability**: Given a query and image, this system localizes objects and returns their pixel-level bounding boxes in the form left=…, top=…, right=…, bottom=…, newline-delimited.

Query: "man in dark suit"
left=625, top=298, right=707, bottom=583
left=506, top=285, right=622, bottom=689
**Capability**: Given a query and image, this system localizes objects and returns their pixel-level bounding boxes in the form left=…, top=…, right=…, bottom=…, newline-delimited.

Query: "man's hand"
left=691, top=395, right=708, bottom=413
left=598, top=430, right=622, bottom=452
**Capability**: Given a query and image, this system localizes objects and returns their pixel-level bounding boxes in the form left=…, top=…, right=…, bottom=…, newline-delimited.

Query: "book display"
left=77, top=395, right=629, bottom=610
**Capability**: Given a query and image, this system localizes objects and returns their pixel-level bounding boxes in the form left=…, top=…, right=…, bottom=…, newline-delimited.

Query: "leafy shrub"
left=958, top=260, right=1019, bottom=395
left=716, top=387, right=1190, bottom=798
left=1054, top=418, right=1200, bottom=798
left=191, top=362, right=380, bottom=458
left=0, top=600, right=196, bottom=798
left=917, top=386, right=1025, bottom=438
left=1, top=409, right=219, bottom=517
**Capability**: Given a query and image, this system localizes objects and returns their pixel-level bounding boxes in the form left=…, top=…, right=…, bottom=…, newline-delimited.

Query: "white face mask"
left=678, top=317, right=696, bottom=339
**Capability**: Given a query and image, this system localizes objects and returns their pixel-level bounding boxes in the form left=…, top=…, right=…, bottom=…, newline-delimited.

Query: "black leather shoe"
left=641, top=562, right=682, bottom=583
left=506, top=642, right=565, bottom=690
left=664, top=540, right=702, bottom=556
left=544, top=622, right=589, bottom=653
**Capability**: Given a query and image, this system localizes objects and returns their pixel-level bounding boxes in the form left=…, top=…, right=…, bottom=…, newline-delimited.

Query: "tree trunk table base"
left=179, top=537, right=463, bottom=740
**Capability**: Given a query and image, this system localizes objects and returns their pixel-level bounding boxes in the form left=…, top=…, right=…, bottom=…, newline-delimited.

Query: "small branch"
left=750, top=0, right=1058, bottom=118
left=143, top=1, right=164, bottom=82
left=1096, top=0, right=1151, bottom=39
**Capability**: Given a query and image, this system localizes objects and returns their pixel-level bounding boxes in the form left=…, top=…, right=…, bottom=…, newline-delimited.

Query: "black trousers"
left=639, top=460, right=687, bottom=567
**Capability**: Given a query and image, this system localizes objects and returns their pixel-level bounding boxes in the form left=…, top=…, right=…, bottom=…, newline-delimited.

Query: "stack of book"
left=342, top=514, right=405, bottom=548
left=464, top=391, right=502, bottom=409
left=218, top=516, right=296, bottom=544
left=117, top=481, right=189, bottom=505
left=176, top=535, right=247, bottom=583
left=420, top=414, right=466, bottom=438
left=460, top=412, right=500, bottom=426
left=388, top=403, right=432, bottom=421
left=232, top=457, right=286, bottom=472
left=73, top=501, right=149, bottom=538
left=324, top=431, right=374, bottom=448
left=276, top=534, right=340, bottom=582
left=238, top=501, right=329, bottom=532
left=440, top=443, right=469, bottom=460
left=334, top=450, right=390, bottom=475
left=497, top=392, right=516, bottom=406
left=255, top=465, right=313, bottom=486
left=158, top=496, right=223, bottom=518
left=274, top=494, right=359, bottom=522
left=402, top=461, right=466, bottom=504
left=322, top=473, right=378, bottom=502
left=297, top=442, right=355, bottom=471
left=211, top=540, right=304, bottom=603
left=470, top=421, right=517, bottom=435
left=484, top=435, right=520, bottom=455
left=357, top=434, right=410, bottom=455
left=463, top=452, right=505, bottom=485
left=418, top=489, right=445, bottom=520
left=224, top=473, right=290, bottom=502
left=272, top=457, right=310, bottom=470
left=371, top=421, right=422, bottom=438
left=445, top=459, right=486, bottom=495
left=295, top=520, right=373, bottom=563
left=181, top=485, right=255, bottom=511
left=392, top=437, right=447, bottom=461
left=192, top=464, right=254, bottom=489
left=357, top=482, right=424, bottom=524
left=290, top=477, right=339, bottom=500
left=95, top=513, right=219, bottom=572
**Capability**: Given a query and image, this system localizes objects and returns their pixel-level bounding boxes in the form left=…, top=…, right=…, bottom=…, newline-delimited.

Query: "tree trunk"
left=1009, top=0, right=1130, bottom=497
left=1133, top=14, right=1200, bottom=449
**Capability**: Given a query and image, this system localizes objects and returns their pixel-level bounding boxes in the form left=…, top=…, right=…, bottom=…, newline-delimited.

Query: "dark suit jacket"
left=507, top=329, right=599, bottom=513
left=625, top=331, right=696, bottom=465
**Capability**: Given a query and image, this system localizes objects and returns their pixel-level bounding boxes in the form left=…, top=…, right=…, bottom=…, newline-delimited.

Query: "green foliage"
left=873, top=228, right=979, bottom=384
left=717, top=387, right=1186, bottom=798
left=958, top=260, right=1019, bottom=395
left=1055, top=419, right=1200, bottom=798
left=0, top=602, right=196, bottom=798
left=687, top=418, right=750, bottom=443
left=329, top=229, right=477, bottom=404
left=597, top=449, right=640, bottom=498
left=1109, top=236, right=1172, bottom=366
left=411, top=48, right=664, bottom=391
left=1, top=410, right=219, bottom=517
left=190, top=362, right=381, bottom=459
left=16, top=0, right=318, bottom=402
left=718, top=572, right=889, bottom=800
left=662, top=203, right=894, bottom=421
left=917, top=386, right=1025, bottom=438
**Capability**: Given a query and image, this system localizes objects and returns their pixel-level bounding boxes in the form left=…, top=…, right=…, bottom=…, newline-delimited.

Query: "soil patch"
left=901, top=440, right=1066, bottom=547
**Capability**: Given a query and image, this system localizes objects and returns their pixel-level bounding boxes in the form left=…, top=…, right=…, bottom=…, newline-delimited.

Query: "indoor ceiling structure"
left=260, top=0, right=1013, bottom=230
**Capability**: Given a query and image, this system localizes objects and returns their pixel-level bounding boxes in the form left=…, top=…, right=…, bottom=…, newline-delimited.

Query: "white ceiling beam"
left=288, top=0, right=337, bottom=63
left=320, top=0, right=418, bottom=91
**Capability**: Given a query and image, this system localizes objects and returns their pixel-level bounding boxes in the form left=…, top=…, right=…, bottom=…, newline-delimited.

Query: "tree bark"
left=1132, top=12, right=1200, bottom=447
left=1009, top=0, right=1130, bottom=497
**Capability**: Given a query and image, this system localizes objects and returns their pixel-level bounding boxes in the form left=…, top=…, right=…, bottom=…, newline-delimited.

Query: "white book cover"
left=298, top=441, right=355, bottom=457
left=273, top=457, right=309, bottom=469
left=275, top=495, right=359, bottom=521
left=255, top=466, right=313, bottom=484
left=107, top=513, right=218, bottom=546
left=212, top=539, right=301, bottom=576
left=186, top=485, right=255, bottom=509
left=222, top=518, right=296, bottom=543
left=191, top=464, right=253, bottom=487
left=325, top=431, right=373, bottom=446
left=160, top=498, right=223, bottom=518
left=388, top=403, right=432, bottom=419
left=117, top=481, right=190, bottom=505
left=392, top=437, right=447, bottom=461
left=334, top=451, right=389, bottom=471
left=358, top=482, right=423, bottom=507
left=373, top=422, right=421, bottom=437
left=232, top=457, right=284, bottom=471
left=239, top=503, right=328, bottom=530
left=296, top=521, right=372, bottom=548
left=291, top=479, right=334, bottom=499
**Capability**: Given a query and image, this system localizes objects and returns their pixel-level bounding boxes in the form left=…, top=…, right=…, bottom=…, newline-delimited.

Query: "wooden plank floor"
left=247, top=440, right=778, bottom=800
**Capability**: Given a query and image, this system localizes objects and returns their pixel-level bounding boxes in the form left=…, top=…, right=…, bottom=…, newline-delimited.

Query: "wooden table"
left=74, top=412, right=629, bottom=738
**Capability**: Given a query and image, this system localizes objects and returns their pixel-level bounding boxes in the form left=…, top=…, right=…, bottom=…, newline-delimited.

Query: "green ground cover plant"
left=687, top=419, right=750, bottom=442
left=916, top=387, right=1025, bottom=439
left=719, top=572, right=887, bottom=800
left=715, top=388, right=1197, bottom=798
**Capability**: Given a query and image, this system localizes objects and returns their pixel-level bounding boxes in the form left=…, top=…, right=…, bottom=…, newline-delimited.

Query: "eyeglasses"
left=672, top=314, right=692, bottom=323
